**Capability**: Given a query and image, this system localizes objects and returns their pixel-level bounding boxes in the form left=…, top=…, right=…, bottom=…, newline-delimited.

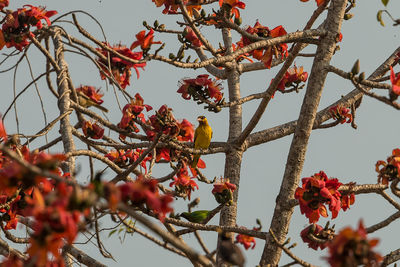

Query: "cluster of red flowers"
left=236, top=22, right=288, bottom=69
left=276, top=65, right=308, bottom=91
left=327, top=221, right=382, bottom=267
left=25, top=181, right=93, bottom=267
left=212, top=178, right=237, bottom=204
left=295, top=171, right=355, bottom=223
left=0, top=5, right=57, bottom=51
left=96, top=43, right=146, bottom=89
left=105, top=148, right=153, bottom=172
left=0, top=123, right=93, bottom=266
left=376, top=148, right=400, bottom=185
left=169, top=162, right=199, bottom=200
left=329, top=104, right=353, bottom=124
left=147, top=105, right=193, bottom=140
left=105, top=176, right=173, bottom=221
left=178, top=74, right=223, bottom=103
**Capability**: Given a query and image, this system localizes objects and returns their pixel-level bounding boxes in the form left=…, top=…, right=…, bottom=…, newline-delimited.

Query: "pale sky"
left=1, top=0, right=400, bottom=266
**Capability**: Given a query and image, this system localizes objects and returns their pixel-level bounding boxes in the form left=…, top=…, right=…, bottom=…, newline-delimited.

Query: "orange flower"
left=327, top=221, right=382, bottom=267
left=130, top=29, right=161, bottom=51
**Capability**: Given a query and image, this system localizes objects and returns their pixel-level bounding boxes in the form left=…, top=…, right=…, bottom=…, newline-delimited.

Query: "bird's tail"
left=191, top=154, right=200, bottom=168
left=93, top=104, right=109, bottom=113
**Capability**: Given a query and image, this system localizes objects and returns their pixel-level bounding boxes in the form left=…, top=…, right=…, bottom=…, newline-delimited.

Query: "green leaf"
left=377, top=10, right=385, bottom=26
left=381, top=0, right=389, bottom=6
left=108, top=229, right=117, bottom=237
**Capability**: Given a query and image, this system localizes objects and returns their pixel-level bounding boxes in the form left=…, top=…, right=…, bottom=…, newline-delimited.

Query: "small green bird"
left=180, top=210, right=211, bottom=223
left=191, top=116, right=212, bottom=168
left=218, top=231, right=245, bottom=267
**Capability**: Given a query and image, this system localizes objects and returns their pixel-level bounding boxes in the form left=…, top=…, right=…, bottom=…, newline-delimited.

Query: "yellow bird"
left=191, top=116, right=212, bottom=168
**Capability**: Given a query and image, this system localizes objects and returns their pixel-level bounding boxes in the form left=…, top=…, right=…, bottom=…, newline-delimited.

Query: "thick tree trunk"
left=217, top=26, right=243, bottom=265
left=259, top=1, right=348, bottom=265
left=52, top=28, right=76, bottom=175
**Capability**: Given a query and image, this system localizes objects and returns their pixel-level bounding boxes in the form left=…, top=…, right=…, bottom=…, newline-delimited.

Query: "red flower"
left=340, top=193, right=355, bottom=212
left=390, top=66, right=400, bottom=95
left=236, top=233, right=256, bottom=250
left=82, top=120, right=104, bottom=139
left=177, top=119, right=195, bottom=142
left=376, top=148, right=400, bottom=185
left=96, top=43, right=146, bottom=89
left=0, top=0, right=8, bottom=11
left=23, top=5, right=58, bottom=29
left=327, top=221, right=382, bottom=267
left=178, top=74, right=223, bottom=103
left=276, top=65, right=308, bottom=91
left=300, top=0, right=325, bottom=6
left=169, top=164, right=199, bottom=200
left=212, top=178, right=237, bottom=204
left=118, top=93, right=152, bottom=139
left=183, top=26, right=202, bottom=48
left=236, top=23, right=288, bottom=69
left=295, top=171, right=343, bottom=223
left=0, top=116, right=7, bottom=142
left=148, top=105, right=180, bottom=138
left=219, top=0, right=246, bottom=18
left=152, top=0, right=180, bottom=14
left=329, top=105, right=352, bottom=124
left=155, top=148, right=171, bottom=162
left=125, top=148, right=153, bottom=173
left=300, top=223, right=334, bottom=250
left=130, top=29, right=161, bottom=51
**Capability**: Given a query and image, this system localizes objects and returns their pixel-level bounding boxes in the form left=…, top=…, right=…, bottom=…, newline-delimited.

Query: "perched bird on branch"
left=77, top=90, right=109, bottom=113
left=180, top=210, right=211, bottom=223
left=191, top=115, right=212, bottom=168
left=218, top=230, right=245, bottom=267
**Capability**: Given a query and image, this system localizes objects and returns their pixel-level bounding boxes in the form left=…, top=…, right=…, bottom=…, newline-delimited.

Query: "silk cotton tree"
left=0, top=0, right=399, bottom=266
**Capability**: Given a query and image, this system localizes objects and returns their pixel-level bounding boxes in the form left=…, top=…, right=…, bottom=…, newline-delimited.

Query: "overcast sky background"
left=1, top=0, right=400, bottom=266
